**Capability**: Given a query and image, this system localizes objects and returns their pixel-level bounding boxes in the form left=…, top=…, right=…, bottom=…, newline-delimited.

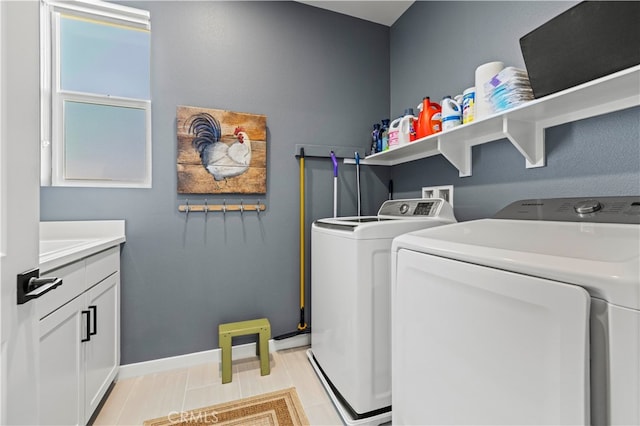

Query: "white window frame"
left=41, top=0, right=152, bottom=188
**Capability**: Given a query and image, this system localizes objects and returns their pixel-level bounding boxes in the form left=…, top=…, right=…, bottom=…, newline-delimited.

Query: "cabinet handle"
left=81, top=310, right=91, bottom=342
left=89, top=305, right=97, bottom=336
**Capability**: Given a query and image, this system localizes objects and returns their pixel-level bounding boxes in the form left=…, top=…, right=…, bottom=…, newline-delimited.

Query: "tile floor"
left=92, top=346, right=343, bottom=425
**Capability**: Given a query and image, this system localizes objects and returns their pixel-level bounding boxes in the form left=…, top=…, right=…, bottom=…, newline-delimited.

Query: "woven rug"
left=143, top=387, right=309, bottom=426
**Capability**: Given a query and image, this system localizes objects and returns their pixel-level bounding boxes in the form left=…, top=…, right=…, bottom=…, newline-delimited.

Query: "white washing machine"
left=307, top=198, right=457, bottom=426
left=391, top=196, right=640, bottom=425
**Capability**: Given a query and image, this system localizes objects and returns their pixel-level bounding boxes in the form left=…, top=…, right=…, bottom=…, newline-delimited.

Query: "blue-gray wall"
left=40, top=1, right=391, bottom=364
left=39, top=1, right=639, bottom=365
left=390, top=1, right=639, bottom=220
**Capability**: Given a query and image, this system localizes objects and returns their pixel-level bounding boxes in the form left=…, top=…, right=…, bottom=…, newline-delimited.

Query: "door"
left=0, top=1, right=41, bottom=424
left=392, top=249, right=591, bottom=425
left=85, top=273, right=119, bottom=418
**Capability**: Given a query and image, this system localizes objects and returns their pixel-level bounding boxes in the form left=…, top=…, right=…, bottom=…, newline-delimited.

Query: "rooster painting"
left=189, top=113, right=251, bottom=181
left=177, top=105, right=266, bottom=194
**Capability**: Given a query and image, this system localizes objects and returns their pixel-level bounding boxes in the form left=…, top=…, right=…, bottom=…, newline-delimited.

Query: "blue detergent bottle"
left=380, top=119, right=390, bottom=151
left=371, top=123, right=381, bottom=154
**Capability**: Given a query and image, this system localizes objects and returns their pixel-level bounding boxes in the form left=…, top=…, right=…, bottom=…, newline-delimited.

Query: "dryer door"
left=392, top=249, right=591, bottom=425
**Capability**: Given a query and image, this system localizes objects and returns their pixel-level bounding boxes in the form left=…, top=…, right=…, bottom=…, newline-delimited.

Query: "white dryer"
left=391, top=196, right=640, bottom=425
left=308, top=198, right=456, bottom=426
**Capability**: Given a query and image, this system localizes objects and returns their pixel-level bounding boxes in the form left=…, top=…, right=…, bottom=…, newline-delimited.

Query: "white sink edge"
left=39, top=220, right=126, bottom=273
left=39, top=239, right=98, bottom=256
left=39, top=237, right=125, bottom=273
left=40, top=220, right=125, bottom=241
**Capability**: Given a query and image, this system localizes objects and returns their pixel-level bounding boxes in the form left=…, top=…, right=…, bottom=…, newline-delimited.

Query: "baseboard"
left=117, top=333, right=310, bottom=380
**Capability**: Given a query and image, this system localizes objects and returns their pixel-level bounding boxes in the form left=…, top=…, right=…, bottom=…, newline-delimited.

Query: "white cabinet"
left=39, top=295, right=85, bottom=425
left=357, top=65, right=640, bottom=176
left=85, top=273, right=119, bottom=418
left=38, top=246, right=120, bottom=425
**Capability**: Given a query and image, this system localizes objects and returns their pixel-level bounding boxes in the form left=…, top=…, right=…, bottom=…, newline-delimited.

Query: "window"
left=41, top=0, right=151, bottom=187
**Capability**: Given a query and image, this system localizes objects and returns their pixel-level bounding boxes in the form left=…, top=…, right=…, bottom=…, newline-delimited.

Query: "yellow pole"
left=298, top=151, right=307, bottom=331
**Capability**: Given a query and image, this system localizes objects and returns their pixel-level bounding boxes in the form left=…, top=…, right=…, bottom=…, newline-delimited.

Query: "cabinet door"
left=39, top=296, right=86, bottom=426
left=84, top=272, right=119, bottom=420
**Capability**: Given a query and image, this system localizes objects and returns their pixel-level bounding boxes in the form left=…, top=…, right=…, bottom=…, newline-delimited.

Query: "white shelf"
left=360, top=65, right=640, bottom=177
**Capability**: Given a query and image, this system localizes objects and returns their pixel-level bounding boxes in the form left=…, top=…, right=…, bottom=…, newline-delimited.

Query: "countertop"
left=40, top=220, right=126, bottom=272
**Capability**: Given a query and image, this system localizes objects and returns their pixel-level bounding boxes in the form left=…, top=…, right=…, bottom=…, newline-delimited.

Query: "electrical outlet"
left=422, top=185, right=454, bottom=207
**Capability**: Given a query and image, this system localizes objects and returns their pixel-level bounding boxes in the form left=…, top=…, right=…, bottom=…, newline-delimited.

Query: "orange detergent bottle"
left=416, top=97, right=442, bottom=139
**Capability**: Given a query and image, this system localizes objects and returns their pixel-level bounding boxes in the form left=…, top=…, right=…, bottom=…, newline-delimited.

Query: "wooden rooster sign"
left=177, top=106, right=266, bottom=194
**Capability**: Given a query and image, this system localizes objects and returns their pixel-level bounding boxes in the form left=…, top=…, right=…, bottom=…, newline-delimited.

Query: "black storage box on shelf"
left=519, top=1, right=640, bottom=99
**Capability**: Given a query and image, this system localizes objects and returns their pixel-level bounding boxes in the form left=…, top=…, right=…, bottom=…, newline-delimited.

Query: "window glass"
left=41, top=1, right=152, bottom=188
left=60, top=15, right=150, bottom=99
left=64, top=101, right=147, bottom=181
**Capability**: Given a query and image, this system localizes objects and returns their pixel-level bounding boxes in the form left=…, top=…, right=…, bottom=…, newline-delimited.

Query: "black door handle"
left=81, top=310, right=91, bottom=342
left=17, top=268, right=63, bottom=304
left=89, top=305, right=97, bottom=336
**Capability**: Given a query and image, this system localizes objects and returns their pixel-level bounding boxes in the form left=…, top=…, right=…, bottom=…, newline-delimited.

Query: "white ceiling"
left=296, top=1, right=415, bottom=26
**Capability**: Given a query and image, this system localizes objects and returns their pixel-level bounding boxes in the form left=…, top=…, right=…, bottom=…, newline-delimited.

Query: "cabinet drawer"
left=37, top=261, right=85, bottom=320
left=86, top=247, right=119, bottom=289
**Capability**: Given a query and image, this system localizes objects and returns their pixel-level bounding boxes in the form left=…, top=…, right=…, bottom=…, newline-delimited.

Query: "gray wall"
left=390, top=1, right=640, bottom=220
left=39, top=1, right=640, bottom=365
left=40, top=1, right=391, bottom=364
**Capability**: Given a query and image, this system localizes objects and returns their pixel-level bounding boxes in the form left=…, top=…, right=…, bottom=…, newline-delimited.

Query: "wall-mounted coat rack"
left=294, top=144, right=366, bottom=160
left=178, top=200, right=266, bottom=213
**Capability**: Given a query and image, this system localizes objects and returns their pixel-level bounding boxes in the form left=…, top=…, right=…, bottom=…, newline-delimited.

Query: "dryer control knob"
left=399, top=203, right=410, bottom=214
left=574, top=199, right=602, bottom=214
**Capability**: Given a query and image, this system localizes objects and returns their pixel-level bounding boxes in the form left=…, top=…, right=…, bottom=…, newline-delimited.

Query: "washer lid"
left=393, top=218, right=640, bottom=309
left=314, top=215, right=456, bottom=239
left=313, top=198, right=457, bottom=239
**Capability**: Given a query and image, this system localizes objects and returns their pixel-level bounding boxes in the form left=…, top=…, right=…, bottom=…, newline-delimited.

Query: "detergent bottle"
left=399, top=109, right=417, bottom=146
left=416, top=97, right=442, bottom=138
left=387, top=117, right=402, bottom=150
left=375, top=123, right=383, bottom=153
left=440, top=96, right=462, bottom=131
left=380, top=119, right=390, bottom=151
left=370, top=123, right=381, bottom=154
left=462, top=87, right=475, bottom=124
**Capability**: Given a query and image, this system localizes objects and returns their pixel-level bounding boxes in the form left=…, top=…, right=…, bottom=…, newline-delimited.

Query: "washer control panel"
left=378, top=198, right=443, bottom=217
left=494, top=196, right=640, bottom=224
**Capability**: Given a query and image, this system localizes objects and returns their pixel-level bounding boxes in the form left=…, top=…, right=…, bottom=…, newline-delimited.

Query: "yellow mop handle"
left=298, top=150, right=307, bottom=330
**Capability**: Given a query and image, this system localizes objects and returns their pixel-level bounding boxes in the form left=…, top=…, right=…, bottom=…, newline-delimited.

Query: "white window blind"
left=41, top=0, right=152, bottom=187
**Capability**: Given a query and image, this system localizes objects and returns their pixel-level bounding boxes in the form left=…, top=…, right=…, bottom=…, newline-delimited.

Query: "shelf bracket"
left=438, top=137, right=472, bottom=177
left=502, top=117, right=545, bottom=169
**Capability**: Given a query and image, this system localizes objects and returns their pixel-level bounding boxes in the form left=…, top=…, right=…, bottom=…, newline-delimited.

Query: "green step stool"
left=218, top=318, right=271, bottom=384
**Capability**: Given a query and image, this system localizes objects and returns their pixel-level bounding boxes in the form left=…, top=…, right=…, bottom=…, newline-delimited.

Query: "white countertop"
left=40, top=220, right=126, bottom=272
